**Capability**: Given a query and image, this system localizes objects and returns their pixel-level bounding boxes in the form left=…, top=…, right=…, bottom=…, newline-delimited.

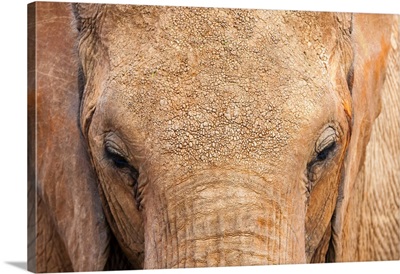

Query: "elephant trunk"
left=142, top=170, right=306, bottom=268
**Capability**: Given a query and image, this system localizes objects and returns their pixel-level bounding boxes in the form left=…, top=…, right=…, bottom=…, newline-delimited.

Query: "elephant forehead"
left=101, top=6, right=335, bottom=170
left=105, top=75, right=328, bottom=173
left=103, top=6, right=333, bottom=81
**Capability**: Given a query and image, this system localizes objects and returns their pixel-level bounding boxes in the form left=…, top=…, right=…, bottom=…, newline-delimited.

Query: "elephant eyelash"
left=105, top=146, right=130, bottom=169
left=306, top=127, right=339, bottom=186
left=104, top=143, right=141, bottom=201
left=306, top=142, right=336, bottom=182
left=314, top=126, right=338, bottom=162
left=315, top=141, right=337, bottom=162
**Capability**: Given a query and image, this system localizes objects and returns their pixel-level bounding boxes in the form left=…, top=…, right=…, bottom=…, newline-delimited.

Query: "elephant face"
left=30, top=3, right=396, bottom=272
left=75, top=5, right=355, bottom=267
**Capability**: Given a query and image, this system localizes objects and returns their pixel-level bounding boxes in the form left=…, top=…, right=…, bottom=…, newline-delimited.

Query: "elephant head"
left=28, top=2, right=399, bottom=272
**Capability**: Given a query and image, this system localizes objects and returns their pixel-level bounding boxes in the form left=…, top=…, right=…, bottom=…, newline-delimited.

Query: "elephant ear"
left=28, top=2, right=110, bottom=272
left=329, top=13, right=396, bottom=261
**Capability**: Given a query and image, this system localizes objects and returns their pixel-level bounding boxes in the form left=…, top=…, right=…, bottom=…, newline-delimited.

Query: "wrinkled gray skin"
left=29, top=2, right=399, bottom=272
left=77, top=5, right=353, bottom=268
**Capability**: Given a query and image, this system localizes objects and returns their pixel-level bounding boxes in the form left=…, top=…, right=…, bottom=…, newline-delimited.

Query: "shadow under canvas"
left=6, top=261, right=27, bottom=271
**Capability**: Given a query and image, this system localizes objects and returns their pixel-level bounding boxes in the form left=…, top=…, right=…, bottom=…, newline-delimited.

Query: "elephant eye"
left=315, top=140, right=336, bottom=162
left=307, top=126, right=338, bottom=184
left=315, top=126, right=337, bottom=162
left=105, top=142, right=130, bottom=169
left=110, top=152, right=130, bottom=169
left=104, top=140, right=141, bottom=209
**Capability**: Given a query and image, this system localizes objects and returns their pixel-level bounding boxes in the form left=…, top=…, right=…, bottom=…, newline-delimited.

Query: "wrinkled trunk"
left=143, top=170, right=306, bottom=268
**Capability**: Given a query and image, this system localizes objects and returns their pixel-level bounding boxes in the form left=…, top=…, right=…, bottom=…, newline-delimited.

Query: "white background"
left=0, top=0, right=399, bottom=273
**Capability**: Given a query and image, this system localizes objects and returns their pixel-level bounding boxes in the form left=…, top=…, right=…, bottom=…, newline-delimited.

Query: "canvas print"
left=27, top=1, right=400, bottom=272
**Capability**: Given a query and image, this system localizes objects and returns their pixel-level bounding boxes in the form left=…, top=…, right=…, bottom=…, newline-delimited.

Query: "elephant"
left=27, top=2, right=400, bottom=272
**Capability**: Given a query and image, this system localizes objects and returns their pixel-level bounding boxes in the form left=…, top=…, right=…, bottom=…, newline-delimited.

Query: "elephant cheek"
left=96, top=174, right=145, bottom=267
left=142, top=171, right=306, bottom=268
